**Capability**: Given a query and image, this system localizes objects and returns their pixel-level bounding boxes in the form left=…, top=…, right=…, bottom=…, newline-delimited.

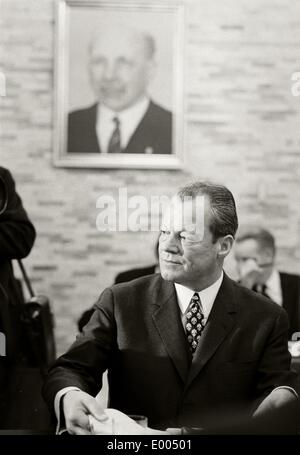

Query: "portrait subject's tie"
left=107, top=117, right=121, bottom=153
left=185, top=292, right=205, bottom=354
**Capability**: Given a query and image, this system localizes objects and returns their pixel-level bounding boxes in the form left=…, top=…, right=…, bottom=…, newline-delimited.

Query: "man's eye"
left=117, top=57, right=133, bottom=67
left=91, top=57, right=106, bottom=66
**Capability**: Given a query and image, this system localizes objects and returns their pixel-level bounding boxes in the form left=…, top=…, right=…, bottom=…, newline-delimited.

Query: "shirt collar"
left=97, top=96, right=149, bottom=125
left=265, top=268, right=282, bottom=305
left=174, top=271, right=224, bottom=320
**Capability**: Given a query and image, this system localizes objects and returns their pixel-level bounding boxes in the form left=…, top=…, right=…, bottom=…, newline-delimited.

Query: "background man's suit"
left=0, top=167, right=36, bottom=356
left=77, top=265, right=157, bottom=332
left=43, top=273, right=298, bottom=430
left=279, top=272, right=300, bottom=339
left=114, top=265, right=156, bottom=284
left=67, top=101, right=172, bottom=155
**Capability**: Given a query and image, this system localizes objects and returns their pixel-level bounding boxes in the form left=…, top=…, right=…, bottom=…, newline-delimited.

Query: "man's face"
left=234, top=239, right=274, bottom=284
left=159, top=196, right=222, bottom=289
left=89, top=29, right=154, bottom=112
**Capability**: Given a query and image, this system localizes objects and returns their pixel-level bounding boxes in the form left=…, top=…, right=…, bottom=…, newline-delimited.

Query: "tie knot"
left=188, top=293, right=202, bottom=315
left=191, top=292, right=200, bottom=302
left=252, top=283, right=270, bottom=299
left=112, top=116, right=120, bottom=127
left=186, top=292, right=204, bottom=354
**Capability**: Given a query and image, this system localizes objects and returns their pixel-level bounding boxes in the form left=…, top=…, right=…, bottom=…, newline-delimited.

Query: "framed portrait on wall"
left=54, top=0, right=185, bottom=169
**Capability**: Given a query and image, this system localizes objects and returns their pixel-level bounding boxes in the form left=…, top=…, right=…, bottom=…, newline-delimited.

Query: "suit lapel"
left=125, top=101, right=155, bottom=154
left=280, top=273, right=294, bottom=314
left=185, top=275, right=237, bottom=389
left=152, top=280, right=190, bottom=383
left=91, top=104, right=102, bottom=153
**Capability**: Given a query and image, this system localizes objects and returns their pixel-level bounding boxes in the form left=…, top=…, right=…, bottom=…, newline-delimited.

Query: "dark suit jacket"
left=43, top=273, right=298, bottom=431
left=77, top=265, right=157, bottom=332
left=115, top=265, right=157, bottom=284
left=0, top=167, right=36, bottom=377
left=67, top=101, right=172, bottom=155
left=280, top=272, right=300, bottom=339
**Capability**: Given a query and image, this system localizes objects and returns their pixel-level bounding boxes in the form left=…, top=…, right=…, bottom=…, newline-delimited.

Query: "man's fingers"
left=240, top=259, right=261, bottom=276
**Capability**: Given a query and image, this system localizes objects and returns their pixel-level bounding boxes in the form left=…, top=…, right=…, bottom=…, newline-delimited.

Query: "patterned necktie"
left=185, top=293, right=205, bottom=354
left=107, top=117, right=121, bottom=153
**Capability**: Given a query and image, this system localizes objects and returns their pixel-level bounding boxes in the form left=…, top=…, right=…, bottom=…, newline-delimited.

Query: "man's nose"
left=162, top=232, right=181, bottom=253
left=103, top=62, right=118, bottom=80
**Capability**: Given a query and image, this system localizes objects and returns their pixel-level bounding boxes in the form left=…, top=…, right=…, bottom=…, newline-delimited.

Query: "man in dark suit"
left=234, top=227, right=300, bottom=341
left=67, top=25, right=172, bottom=155
left=0, top=167, right=36, bottom=352
left=77, top=240, right=159, bottom=332
left=43, top=182, right=299, bottom=435
left=77, top=264, right=159, bottom=332
left=0, top=166, right=36, bottom=428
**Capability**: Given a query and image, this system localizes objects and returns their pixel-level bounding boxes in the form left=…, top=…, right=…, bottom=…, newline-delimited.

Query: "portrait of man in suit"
left=43, top=182, right=299, bottom=435
left=234, top=227, right=300, bottom=346
left=67, top=24, right=172, bottom=156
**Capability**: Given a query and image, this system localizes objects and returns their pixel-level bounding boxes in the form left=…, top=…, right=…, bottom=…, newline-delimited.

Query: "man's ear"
left=146, top=59, right=156, bottom=84
left=0, top=176, right=8, bottom=215
left=217, top=235, right=234, bottom=259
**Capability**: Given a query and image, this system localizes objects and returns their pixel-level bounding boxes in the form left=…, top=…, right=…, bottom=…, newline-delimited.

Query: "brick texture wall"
left=1, top=0, right=300, bottom=354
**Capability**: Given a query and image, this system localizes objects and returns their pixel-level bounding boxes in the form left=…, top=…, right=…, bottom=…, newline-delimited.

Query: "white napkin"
left=89, top=409, right=148, bottom=435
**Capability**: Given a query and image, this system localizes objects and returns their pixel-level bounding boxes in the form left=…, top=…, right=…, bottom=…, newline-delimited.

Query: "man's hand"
left=288, top=340, right=300, bottom=357
left=238, top=258, right=263, bottom=289
left=62, top=390, right=108, bottom=435
left=89, top=409, right=166, bottom=435
left=253, top=388, right=297, bottom=416
left=252, top=388, right=299, bottom=433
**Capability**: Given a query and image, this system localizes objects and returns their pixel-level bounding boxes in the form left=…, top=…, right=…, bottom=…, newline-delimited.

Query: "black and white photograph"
left=54, top=0, right=184, bottom=169
left=1, top=0, right=300, bottom=444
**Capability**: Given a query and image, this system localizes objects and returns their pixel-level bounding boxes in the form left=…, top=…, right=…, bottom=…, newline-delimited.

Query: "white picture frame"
left=54, top=0, right=185, bottom=169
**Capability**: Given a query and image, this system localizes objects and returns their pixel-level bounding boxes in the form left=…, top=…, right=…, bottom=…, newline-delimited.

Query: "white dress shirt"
left=54, top=270, right=297, bottom=433
left=263, top=269, right=283, bottom=306
left=175, top=272, right=224, bottom=329
left=96, top=97, right=150, bottom=153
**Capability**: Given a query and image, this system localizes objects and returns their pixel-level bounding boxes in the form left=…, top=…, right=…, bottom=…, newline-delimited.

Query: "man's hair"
left=236, top=227, right=276, bottom=255
left=177, top=181, right=238, bottom=241
left=89, top=25, right=156, bottom=60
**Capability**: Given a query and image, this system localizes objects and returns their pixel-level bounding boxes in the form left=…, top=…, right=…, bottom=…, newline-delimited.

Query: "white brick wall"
left=1, top=0, right=300, bottom=352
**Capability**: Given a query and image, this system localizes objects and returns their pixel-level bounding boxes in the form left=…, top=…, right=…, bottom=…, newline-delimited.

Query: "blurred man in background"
left=0, top=167, right=36, bottom=352
left=0, top=166, right=36, bottom=428
left=77, top=239, right=159, bottom=332
left=234, top=227, right=300, bottom=356
left=44, top=182, right=299, bottom=435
